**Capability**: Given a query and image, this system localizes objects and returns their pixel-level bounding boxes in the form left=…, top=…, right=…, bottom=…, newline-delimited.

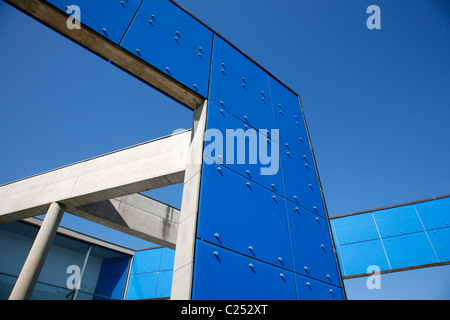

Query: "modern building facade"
left=1, top=0, right=448, bottom=300
left=0, top=217, right=174, bottom=300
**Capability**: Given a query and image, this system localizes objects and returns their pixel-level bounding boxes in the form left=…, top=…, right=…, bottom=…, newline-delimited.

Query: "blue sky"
left=0, top=0, right=449, bottom=298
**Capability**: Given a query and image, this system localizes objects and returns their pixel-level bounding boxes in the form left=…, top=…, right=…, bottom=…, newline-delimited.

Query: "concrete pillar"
left=9, top=202, right=64, bottom=300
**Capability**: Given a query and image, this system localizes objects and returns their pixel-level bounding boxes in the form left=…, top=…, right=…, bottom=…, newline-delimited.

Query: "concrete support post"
left=171, top=100, right=208, bottom=300
left=9, top=202, right=64, bottom=300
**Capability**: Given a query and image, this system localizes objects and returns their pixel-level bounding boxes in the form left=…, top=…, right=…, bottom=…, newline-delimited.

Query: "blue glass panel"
left=211, top=35, right=269, bottom=95
left=155, top=271, right=173, bottom=298
left=197, top=164, right=292, bottom=270
left=286, top=202, right=341, bottom=284
left=337, top=240, right=390, bottom=276
left=414, top=197, right=450, bottom=230
left=204, top=103, right=283, bottom=193
left=331, top=213, right=379, bottom=245
left=159, top=247, right=175, bottom=271
left=383, top=232, right=439, bottom=269
left=94, top=257, right=130, bottom=300
left=295, top=274, right=344, bottom=300
left=280, top=150, right=326, bottom=217
left=209, top=36, right=275, bottom=131
left=268, top=76, right=313, bottom=163
left=125, top=272, right=158, bottom=300
left=427, top=227, right=450, bottom=262
left=138, top=0, right=212, bottom=58
left=131, top=248, right=162, bottom=274
left=192, top=240, right=296, bottom=300
left=46, top=0, right=143, bottom=44
left=373, top=205, right=424, bottom=237
left=120, top=12, right=211, bottom=96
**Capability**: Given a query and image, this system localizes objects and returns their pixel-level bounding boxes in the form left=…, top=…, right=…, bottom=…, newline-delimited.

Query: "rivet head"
left=279, top=273, right=284, bottom=278
left=214, top=233, right=219, bottom=238
left=213, top=251, right=218, bottom=256
left=246, top=182, right=250, bottom=186
left=248, top=246, right=253, bottom=250
left=327, top=274, right=331, bottom=278
left=249, top=263, right=254, bottom=268
left=278, top=257, right=283, bottom=261
left=304, top=266, right=308, bottom=270
left=272, top=195, right=276, bottom=200
left=136, top=48, right=140, bottom=53
left=102, top=28, right=107, bottom=32
left=329, top=289, right=333, bottom=293
left=293, top=195, right=297, bottom=200
left=217, top=167, right=221, bottom=171
left=306, top=282, right=310, bottom=286
left=246, top=170, right=250, bottom=174
left=165, top=67, right=170, bottom=71
left=295, top=207, right=299, bottom=211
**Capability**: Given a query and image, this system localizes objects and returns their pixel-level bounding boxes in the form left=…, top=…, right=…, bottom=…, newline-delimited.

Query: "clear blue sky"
left=0, top=0, right=449, bottom=298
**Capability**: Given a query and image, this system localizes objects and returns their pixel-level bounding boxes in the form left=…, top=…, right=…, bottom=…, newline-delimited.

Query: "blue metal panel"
left=138, top=0, right=212, bottom=58
left=331, top=213, right=379, bottom=245
left=204, top=103, right=283, bottom=193
left=286, top=202, right=340, bottom=284
left=373, top=205, right=424, bottom=237
left=125, top=272, right=158, bottom=300
left=46, top=0, right=143, bottom=44
left=192, top=240, right=296, bottom=300
left=337, top=240, right=390, bottom=276
left=209, top=36, right=275, bottom=131
left=414, top=197, right=450, bottom=230
left=295, top=274, right=344, bottom=300
left=197, top=163, right=292, bottom=270
left=120, top=12, right=211, bottom=97
left=131, top=248, right=162, bottom=274
left=211, top=35, right=270, bottom=96
left=280, top=150, right=326, bottom=217
left=159, top=247, right=175, bottom=271
left=427, top=227, right=450, bottom=262
left=155, top=271, right=173, bottom=298
left=383, top=232, right=439, bottom=269
left=268, top=76, right=313, bottom=164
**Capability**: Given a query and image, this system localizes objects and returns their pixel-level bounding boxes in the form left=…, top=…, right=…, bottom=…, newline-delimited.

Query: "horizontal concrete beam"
left=0, top=130, right=190, bottom=224
left=5, top=0, right=204, bottom=109
left=69, top=193, right=179, bottom=249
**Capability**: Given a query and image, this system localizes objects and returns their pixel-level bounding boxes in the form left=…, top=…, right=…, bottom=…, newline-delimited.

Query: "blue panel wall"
left=120, top=0, right=213, bottom=97
left=193, top=33, right=344, bottom=300
left=331, top=195, right=450, bottom=277
left=46, top=0, right=143, bottom=44
left=192, top=240, right=297, bottom=300
left=125, top=247, right=174, bottom=300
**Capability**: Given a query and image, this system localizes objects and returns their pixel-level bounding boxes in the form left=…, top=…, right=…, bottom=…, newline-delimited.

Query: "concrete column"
left=9, top=202, right=64, bottom=300
left=171, top=100, right=208, bottom=300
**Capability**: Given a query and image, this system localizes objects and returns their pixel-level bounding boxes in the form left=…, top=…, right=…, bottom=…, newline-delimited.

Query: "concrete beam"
left=0, top=130, right=190, bottom=224
left=69, top=193, right=179, bottom=249
left=5, top=0, right=204, bottom=110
